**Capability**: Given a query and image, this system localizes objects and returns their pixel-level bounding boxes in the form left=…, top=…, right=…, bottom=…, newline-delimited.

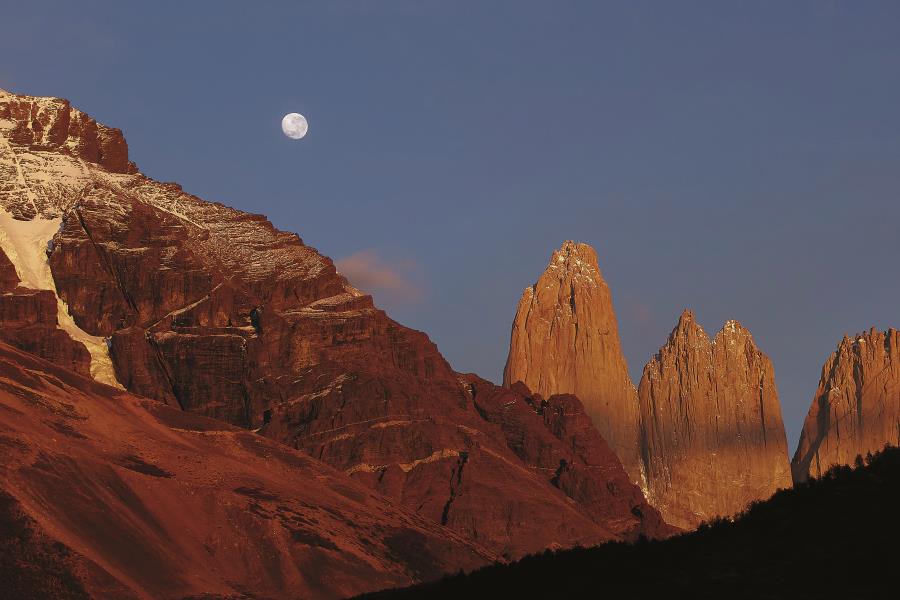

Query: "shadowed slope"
left=359, top=445, right=900, bottom=600
left=0, top=341, right=491, bottom=599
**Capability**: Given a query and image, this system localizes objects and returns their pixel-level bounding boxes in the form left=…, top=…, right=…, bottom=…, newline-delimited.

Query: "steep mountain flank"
left=0, top=341, right=491, bottom=599
left=0, top=89, right=667, bottom=559
left=791, top=327, right=900, bottom=483
left=637, top=310, right=792, bottom=529
left=503, top=241, right=643, bottom=485
left=460, top=377, right=673, bottom=541
left=361, top=446, right=900, bottom=600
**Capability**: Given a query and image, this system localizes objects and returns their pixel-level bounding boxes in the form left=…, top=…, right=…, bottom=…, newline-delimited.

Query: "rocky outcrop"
left=0, top=246, right=91, bottom=376
left=0, top=89, right=668, bottom=560
left=791, top=328, right=900, bottom=483
left=463, top=377, right=674, bottom=540
left=0, top=91, right=134, bottom=176
left=503, top=241, right=643, bottom=484
left=637, top=310, right=792, bottom=529
left=0, top=341, right=491, bottom=599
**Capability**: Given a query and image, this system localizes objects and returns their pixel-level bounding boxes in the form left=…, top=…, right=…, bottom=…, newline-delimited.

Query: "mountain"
left=359, top=445, right=900, bottom=600
left=791, top=327, right=900, bottom=483
left=502, top=243, right=791, bottom=528
left=0, top=89, right=668, bottom=565
left=637, top=310, right=792, bottom=529
left=0, top=341, right=490, bottom=599
left=503, top=241, right=643, bottom=485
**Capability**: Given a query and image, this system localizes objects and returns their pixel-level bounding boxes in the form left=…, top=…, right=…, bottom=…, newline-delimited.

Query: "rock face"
left=0, top=236, right=91, bottom=377
left=503, top=241, right=643, bottom=484
left=0, top=341, right=491, bottom=599
left=637, top=310, right=792, bottom=529
left=0, top=89, right=669, bottom=562
left=791, top=328, right=900, bottom=483
left=503, top=242, right=793, bottom=529
left=463, top=377, right=674, bottom=540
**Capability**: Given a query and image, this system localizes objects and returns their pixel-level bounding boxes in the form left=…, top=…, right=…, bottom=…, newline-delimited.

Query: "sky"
left=2, top=1, right=899, bottom=449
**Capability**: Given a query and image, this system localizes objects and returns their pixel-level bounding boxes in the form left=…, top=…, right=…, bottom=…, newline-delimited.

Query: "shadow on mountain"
left=360, top=446, right=900, bottom=600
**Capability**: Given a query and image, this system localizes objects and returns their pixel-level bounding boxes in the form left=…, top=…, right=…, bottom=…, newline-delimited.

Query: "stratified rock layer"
left=791, top=328, right=900, bottom=483
left=503, top=241, right=643, bottom=484
left=0, top=247, right=91, bottom=377
left=0, top=89, right=669, bottom=560
left=637, top=310, right=792, bottom=529
left=460, top=377, right=674, bottom=541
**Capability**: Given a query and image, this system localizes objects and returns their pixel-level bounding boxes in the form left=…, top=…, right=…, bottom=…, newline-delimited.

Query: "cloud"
left=631, top=301, right=654, bottom=325
left=335, top=250, right=424, bottom=305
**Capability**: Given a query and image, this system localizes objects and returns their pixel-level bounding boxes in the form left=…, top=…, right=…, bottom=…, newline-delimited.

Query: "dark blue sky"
left=3, top=1, right=899, bottom=448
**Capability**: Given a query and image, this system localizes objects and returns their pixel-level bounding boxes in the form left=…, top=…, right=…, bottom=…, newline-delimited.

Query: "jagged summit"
left=546, top=240, right=601, bottom=275
left=792, top=327, right=900, bottom=483
left=671, top=307, right=702, bottom=336
left=638, top=311, right=792, bottom=529
left=504, top=240, right=644, bottom=485
left=0, top=89, right=137, bottom=219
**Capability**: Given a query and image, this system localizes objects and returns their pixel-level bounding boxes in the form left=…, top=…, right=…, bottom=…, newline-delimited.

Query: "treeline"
left=360, top=446, right=900, bottom=600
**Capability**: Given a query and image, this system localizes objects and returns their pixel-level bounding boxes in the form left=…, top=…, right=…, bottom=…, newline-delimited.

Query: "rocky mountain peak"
left=669, top=308, right=705, bottom=341
left=0, top=88, right=135, bottom=178
left=638, top=312, right=791, bottom=529
left=504, top=240, right=644, bottom=485
left=791, top=327, right=900, bottom=483
left=547, top=240, right=601, bottom=277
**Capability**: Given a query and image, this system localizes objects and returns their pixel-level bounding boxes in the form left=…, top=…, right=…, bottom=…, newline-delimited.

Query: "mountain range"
left=1, top=88, right=897, bottom=599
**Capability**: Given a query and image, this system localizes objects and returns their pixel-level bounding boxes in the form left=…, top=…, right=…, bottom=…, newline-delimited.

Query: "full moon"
left=281, top=113, right=308, bottom=139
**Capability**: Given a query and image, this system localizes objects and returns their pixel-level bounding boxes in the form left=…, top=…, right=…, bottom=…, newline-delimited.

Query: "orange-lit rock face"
left=792, top=328, right=900, bottom=483
left=503, top=241, right=643, bottom=484
left=0, top=89, right=668, bottom=560
left=637, top=311, right=792, bottom=529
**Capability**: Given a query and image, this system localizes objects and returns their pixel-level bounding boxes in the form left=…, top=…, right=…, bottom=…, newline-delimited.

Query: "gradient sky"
left=3, top=1, right=899, bottom=449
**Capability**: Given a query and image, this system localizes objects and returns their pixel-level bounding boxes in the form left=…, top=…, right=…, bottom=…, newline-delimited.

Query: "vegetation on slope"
left=362, top=446, right=900, bottom=599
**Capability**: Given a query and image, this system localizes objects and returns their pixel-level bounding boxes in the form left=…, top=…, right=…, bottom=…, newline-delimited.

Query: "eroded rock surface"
left=791, top=328, right=900, bottom=483
left=503, top=241, right=643, bottom=484
left=637, top=310, right=792, bottom=528
left=0, top=245, right=90, bottom=377
left=503, top=241, right=793, bottom=529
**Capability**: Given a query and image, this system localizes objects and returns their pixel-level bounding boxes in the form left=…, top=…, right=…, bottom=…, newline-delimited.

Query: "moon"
left=281, top=113, right=308, bottom=140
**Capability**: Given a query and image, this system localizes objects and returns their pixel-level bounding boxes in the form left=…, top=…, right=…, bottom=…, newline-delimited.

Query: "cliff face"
left=461, top=377, right=675, bottom=541
left=503, top=241, right=793, bottom=529
left=0, top=89, right=668, bottom=561
left=503, top=241, right=643, bottom=484
left=0, top=244, right=91, bottom=377
left=791, top=328, right=900, bottom=483
left=637, top=310, right=792, bottom=529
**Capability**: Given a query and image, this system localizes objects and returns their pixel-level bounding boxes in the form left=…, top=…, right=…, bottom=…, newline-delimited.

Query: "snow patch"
left=0, top=210, right=122, bottom=388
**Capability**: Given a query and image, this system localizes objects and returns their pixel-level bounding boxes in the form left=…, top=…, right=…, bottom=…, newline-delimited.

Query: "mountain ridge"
left=0, top=88, right=669, bottom=576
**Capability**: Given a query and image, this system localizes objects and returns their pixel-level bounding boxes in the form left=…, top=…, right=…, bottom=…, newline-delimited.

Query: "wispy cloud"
left=630, top=301, right=654, bottom=326
left=335, top=250, right=424, bottom=305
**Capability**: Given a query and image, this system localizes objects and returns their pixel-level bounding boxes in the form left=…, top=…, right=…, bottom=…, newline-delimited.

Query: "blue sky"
left=3, top=1, right=899, bottom=448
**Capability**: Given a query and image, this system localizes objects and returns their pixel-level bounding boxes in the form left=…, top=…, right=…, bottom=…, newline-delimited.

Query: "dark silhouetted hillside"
left=360, top=446, right=900, bottom=600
